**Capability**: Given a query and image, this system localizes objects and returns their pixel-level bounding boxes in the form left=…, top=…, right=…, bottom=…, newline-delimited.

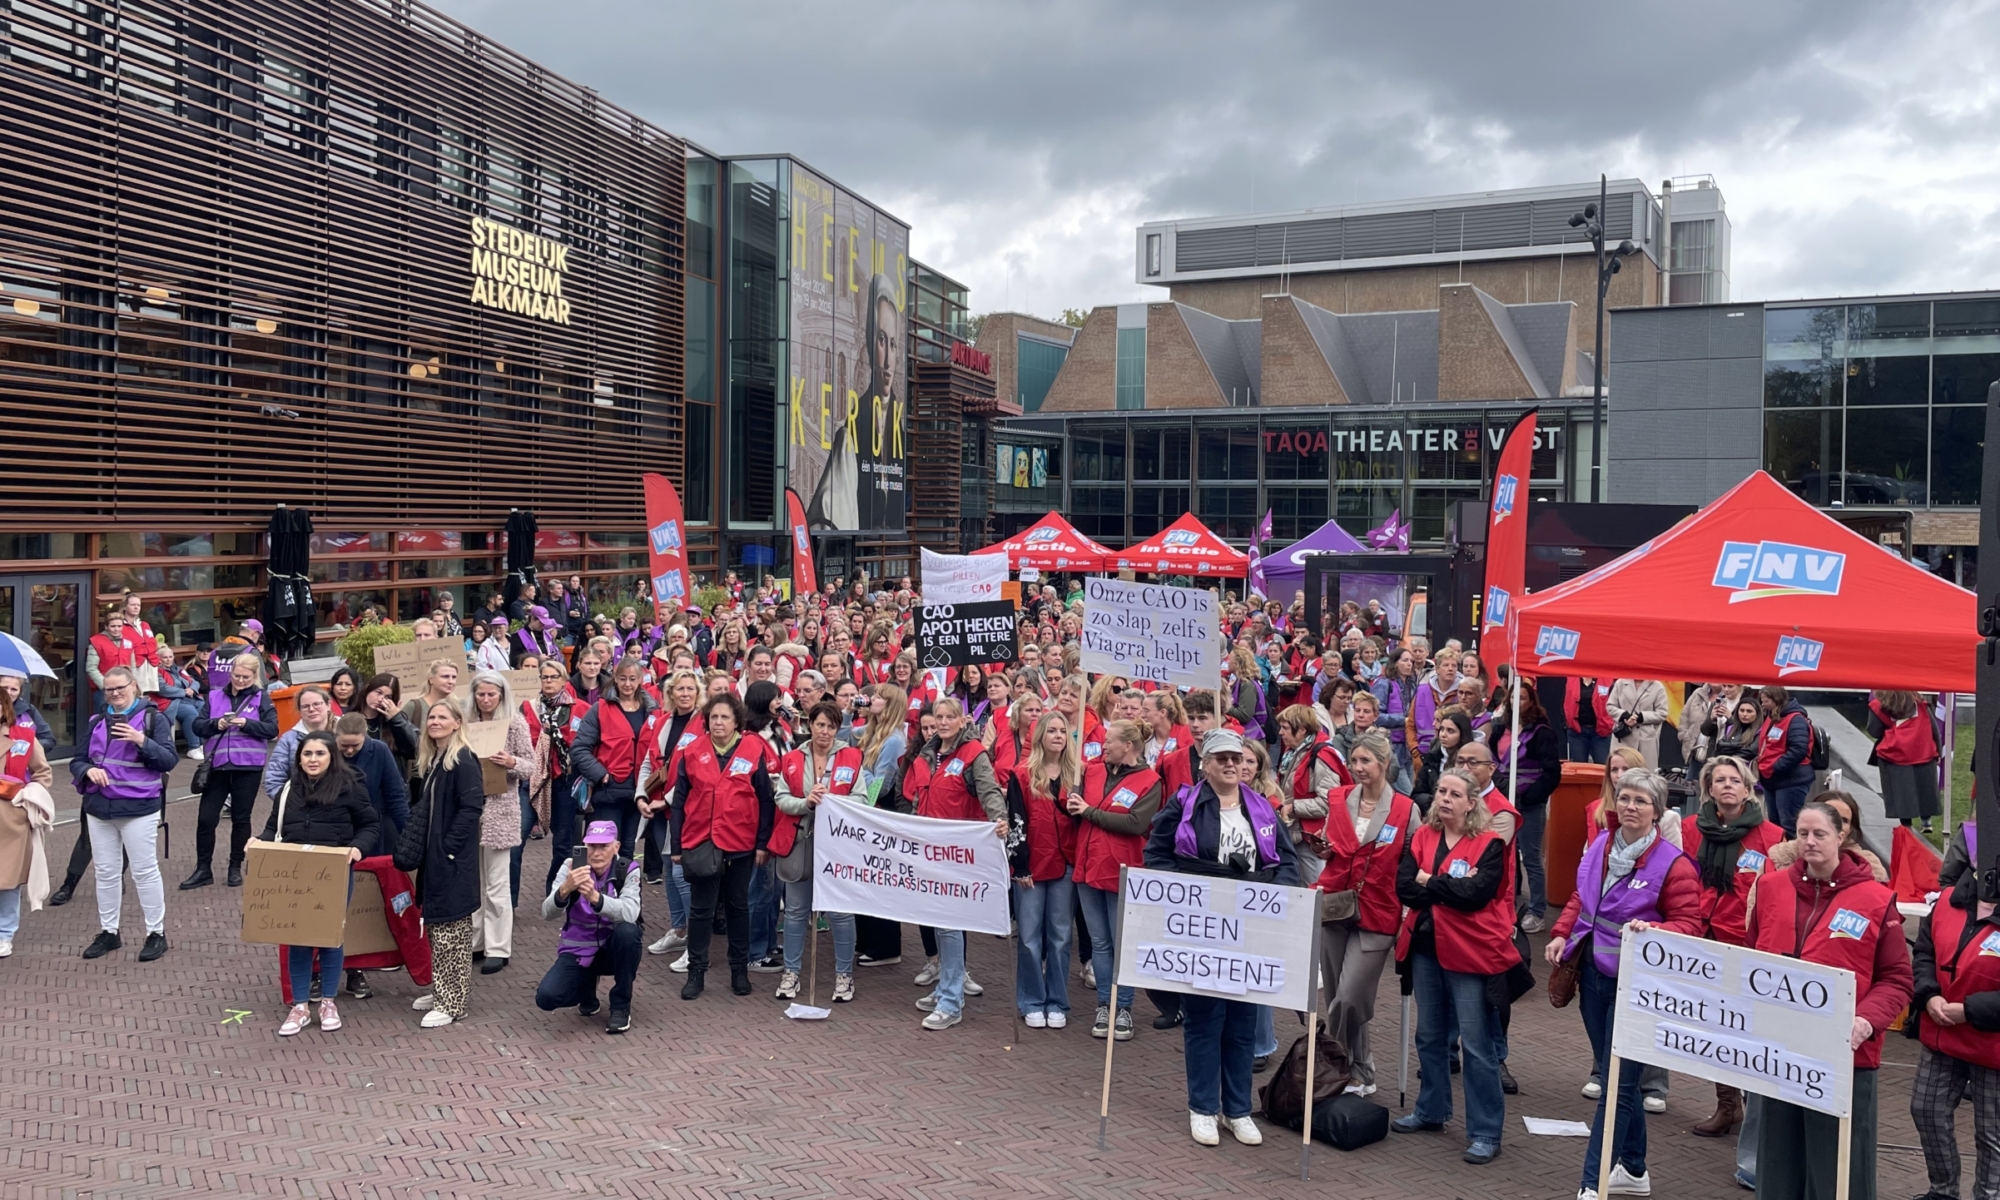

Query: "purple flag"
left=1366, top=509, right=1411, bottom=552
left=1247, top=508, right=1272, bottom=598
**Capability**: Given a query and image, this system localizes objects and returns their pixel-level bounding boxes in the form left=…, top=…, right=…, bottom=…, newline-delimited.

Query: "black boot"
left=179, top=866, right=214, bottom=890
left=48, top=876, right=77, bottom=906
left=346, top=970, right=372, bottom=1000
left=226, top=862, right=244, bottom=888
left=681, top=968, right=706, bottom=1000
left=730, top=964, right=752, bottom=995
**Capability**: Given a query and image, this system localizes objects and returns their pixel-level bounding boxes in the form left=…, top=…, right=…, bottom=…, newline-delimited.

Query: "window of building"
left=1131, top=423, right=1191, bottom=480
left=1934, top=353, right=2000, bottom=405
left=1131, top=485, right=1189, bottom=539
left=1071, top=425, right=1126, bottom=482
left=1763, top=306, right=1843, bottom=408
left=1841, top=408, right=1927, bottom=504
left=1844, top=302, right=1930, bottom=407
left=1334, top=485, right=1401, bottom=540
left=1145, top=233, right=1163, bottom=277
left=1115, top=326, right=1145, bottom=410
left=1016, top=335, right=1068, bottom=412
left=1261, top=423, right=1329, bottom=481
left=1765, top=408, right=1843, bottom=505
left=1197, top=423, right=1258, bottom=481
left=686, top=278, right=714, bottom=402
left=684, top=401, right=715, bottom=524
left=1070, top=486, right=1125, bottom=543
left=1265, top=485, right=1330, bottom=542
left=1196, top=485, right=1258, bottom=540
left=1411, top=485, right=1482, bottom=545
left=1932, top=405, right=1984, bottom=506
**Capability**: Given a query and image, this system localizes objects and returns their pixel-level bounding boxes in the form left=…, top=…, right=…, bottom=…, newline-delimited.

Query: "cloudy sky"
left=435, top=0, right=2000, bottom=321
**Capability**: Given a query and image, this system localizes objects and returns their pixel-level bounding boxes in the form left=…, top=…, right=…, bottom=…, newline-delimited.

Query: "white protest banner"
left=1114, top=866, right=1319, bottom=1012
left=920, top=547, right=1009, bottom=604
left=811, top=795, right=1009, bottom=936
left=1079, top=578, right=1221, bottom=692
left=1612, top=927, right=1856, bottom=1117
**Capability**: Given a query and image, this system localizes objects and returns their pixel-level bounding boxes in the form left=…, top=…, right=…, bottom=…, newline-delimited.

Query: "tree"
left=1060, top=307, right=1090, bottom=328
left=964, top=312, right=988, bottom=345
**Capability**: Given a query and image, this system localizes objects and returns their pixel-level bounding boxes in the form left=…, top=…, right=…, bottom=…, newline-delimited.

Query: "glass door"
left=0, top=574, right=89, bottom=755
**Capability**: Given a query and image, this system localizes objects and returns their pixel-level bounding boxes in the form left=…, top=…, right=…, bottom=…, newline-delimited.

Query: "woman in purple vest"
left=72, top=666, right=178, bottom=962
left=183, top=652, right=278, bottom=890
left=1543, top=768, right=1705, bottom=1200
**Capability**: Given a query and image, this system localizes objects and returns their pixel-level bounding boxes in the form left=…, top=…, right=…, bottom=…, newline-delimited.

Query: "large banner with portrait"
left=788, top=165, right=910, bottom=535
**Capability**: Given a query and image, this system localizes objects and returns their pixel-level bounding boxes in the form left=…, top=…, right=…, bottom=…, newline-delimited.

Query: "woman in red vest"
left=1393, top=768, right=1517, bottom=1165
left=669, top=691, right=776, bottom=1000
left=772, top=701, right=863, bottom=1003
left=1748, top=800, right=1911, bottom=1200
left=1911, top=827, right=2000, bottom=1200
left=1067, top=719, right=1161, bottom=1043
left=1678, top=753, right=1785, bottom=1139
left=570, top=659, right=662, bottom=857
left=1302, top=729, right=1408, bottom=1098
left=1006, top=711, right=1080, bottom=1029
left=988, top=694, right=1043, bottom=792
left=1869, top=689, right=1940, bottom=833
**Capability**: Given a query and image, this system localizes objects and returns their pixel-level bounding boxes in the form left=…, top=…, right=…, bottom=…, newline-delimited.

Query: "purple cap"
left=581, top=820, right=619, bottom=845
left=529, top=605, right=552, bottom=624
left=491, top=616, right=509, bottom=630
left=242, top=619, right=263, bottom=636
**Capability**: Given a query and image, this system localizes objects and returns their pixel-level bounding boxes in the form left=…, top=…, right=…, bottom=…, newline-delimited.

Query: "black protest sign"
left=915, top=601, right=1018, bottom=668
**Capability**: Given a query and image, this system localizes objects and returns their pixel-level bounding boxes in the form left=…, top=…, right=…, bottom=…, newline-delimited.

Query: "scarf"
left=1693, top=797, right=1766, bottom=891
left=1605, top=826, right=1657, bottom=888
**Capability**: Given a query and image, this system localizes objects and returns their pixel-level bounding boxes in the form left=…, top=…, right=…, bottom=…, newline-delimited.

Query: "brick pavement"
left=0, top=802, right=1961, bottom=1199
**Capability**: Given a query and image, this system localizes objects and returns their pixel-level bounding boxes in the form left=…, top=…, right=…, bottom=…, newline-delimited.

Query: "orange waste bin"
left=1543, top=761, right=1605, bottom=912
left=269, top=684, right=304, bottom=733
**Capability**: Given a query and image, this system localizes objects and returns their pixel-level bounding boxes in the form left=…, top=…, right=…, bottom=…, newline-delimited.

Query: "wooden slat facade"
left=0, top=0, right=686, bottom=532
left=909, top=359, right=999, bottom=554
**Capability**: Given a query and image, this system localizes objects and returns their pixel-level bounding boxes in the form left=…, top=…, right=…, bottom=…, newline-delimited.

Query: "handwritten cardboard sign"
left=373, top=638, right=470, bottom=693
left=240, top=839, right=352, bottom=948
left=342, top=869, right=399, bottom=956
left=461, top=718, right=513, bottom=794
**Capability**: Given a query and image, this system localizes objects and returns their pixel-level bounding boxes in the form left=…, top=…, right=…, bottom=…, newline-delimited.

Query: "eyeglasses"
left=1453, top=756, right=1492, bottom=767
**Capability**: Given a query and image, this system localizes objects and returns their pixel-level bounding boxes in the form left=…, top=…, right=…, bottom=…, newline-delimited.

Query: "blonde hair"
left=1277, top=703, right=1319, bottom=737
left=861, top=684, right=909, bottom=771
left=415, top=698, right=470, bottom=776
left=1701, top=754, right=1756, bottom=800
left=1426, top=769, right=1492, bottom=833
left=1245, top=740, right=1278, bottom=798
left=1595, top=745, right=1648, bottom=827
left=1087, top=675, right=1123, bottom=720
left=1105, top=717, right=1152, bottom=755
left=229, top=651, right=267, bottom=688
left=1147, top=689, right=1187, bottom=727
left=1021, top=712, right=1081, bottom=802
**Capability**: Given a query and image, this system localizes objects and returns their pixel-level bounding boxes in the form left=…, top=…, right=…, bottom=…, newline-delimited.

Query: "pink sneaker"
left=279, top=1004, right=312, bottom=1037
left=317, top=999, right=342, bottom=1032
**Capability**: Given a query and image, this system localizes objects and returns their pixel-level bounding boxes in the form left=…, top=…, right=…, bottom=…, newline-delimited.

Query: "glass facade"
left=1016, top=334, right=1069, bottom=412
left=1115, top=326, right=1146, bottom=410
left=1763, top=297, right=2000, bottom=508
left=996, top=405, right=1576, bottom=547
left=727, top=158, right=786, bottom=526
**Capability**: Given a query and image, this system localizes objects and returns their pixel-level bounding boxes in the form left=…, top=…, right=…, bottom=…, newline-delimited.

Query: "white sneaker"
left=1082, top=962, right=1096, bottom=988
left=1642, top=1095, right=1666, bottom=1114
left=913, top=960, right=940, bottom=987
left=1342, top=1082, right=1377, bottom=1096
left=411, top=994, right=436, bottom=1012
left=921, top=1008, right=961, bottom=1030
left=1224, top=1116, right=1262, bottom=1145
left=1578, top=1190, right=1600, bottom=1200
left=1189, top=1110, right=1219, bottom=1146
left=1607, top=1165, right=1652, bottom=1196
left=774, top=970, right=800, bottom=1000
left=1519, top=913, right=1549, bottom=934
left=0, top=938, right=12, bottom=958
left=1581, top=1078, right=1603, bottom=1100
left=669, top=951, right=690, bottom=973
left=648, top=930, right=686, bottom=955
left=189, top=746, right=205, bottom=761
left=420, top=1009, right=455, bottom=1028
left=1046, top=1010, right=1068, bottom=1029
left=963, top=974, right=984, bottom=996
left=1023, top=1010, right=1047, bottom=1028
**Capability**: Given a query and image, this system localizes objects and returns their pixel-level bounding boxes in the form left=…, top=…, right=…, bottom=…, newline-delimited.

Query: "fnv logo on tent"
left=1491, top=474, right=1519, bottom=524
left=1774, top=634, right=1825, bottom=677
left=1024, top=527, right=1060, bottom=544
left=1535, top=625, right=1579, bottom=664
left=1163, top=530, right=1200, bottom=547
left=1712, top=541, right=1845, bottom=602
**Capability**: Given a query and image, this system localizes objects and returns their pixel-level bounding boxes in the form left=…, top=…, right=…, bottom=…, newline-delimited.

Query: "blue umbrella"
left=0, top=632, right=56, bottom=679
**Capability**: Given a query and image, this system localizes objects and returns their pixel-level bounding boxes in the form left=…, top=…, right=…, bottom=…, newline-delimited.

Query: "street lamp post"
left=1570, top=175, right=1637, bottom=503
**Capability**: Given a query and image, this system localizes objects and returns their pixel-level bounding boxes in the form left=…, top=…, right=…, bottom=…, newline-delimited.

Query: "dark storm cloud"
left=433, top=0, right=1998, bottom=307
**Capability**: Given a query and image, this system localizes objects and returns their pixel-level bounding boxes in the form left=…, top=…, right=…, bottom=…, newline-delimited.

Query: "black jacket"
left=340, top=737, right=410, bottom=855
left=260, top=770, right=382, bottom=852
left=1142, top=781, right=1301, bottom=885
left=1913, top=870, right=2000, bottom=1034
left=394, top=752, right=486, bottom=923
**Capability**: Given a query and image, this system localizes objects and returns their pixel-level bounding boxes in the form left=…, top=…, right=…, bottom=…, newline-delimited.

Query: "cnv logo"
left=1483, top=585, right=1510, bottom=629
left=1534, top=625, right=1579, bottom=664
left=1773, top=634, right=1825, bottom=677
left=1491, top=473, right=1519, bottom=524
left=1713, top=541, right=1845, bottom=602
left=1163, top=529, right=1200, bottom=547
left=1024, top=527, right=1061, bottom=544
left=649, top=519, right=682, bottom=555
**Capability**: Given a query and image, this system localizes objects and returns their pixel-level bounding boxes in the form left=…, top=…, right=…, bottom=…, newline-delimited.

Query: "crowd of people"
left=0, top=575, right=1976, bottom=1200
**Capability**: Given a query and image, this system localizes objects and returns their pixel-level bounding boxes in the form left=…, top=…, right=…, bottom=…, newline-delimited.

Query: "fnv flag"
left=642, top=472, right=691, bottom=612
left=1482, top=410, right=1536, bottom=669
left=785, top=487, right=817, bottom=597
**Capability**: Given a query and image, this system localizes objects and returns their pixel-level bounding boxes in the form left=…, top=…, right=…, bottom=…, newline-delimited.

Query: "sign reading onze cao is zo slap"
left=1079, top=578, right=1220, bottom=692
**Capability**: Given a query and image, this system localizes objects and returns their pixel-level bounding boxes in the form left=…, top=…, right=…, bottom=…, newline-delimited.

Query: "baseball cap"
left=582, top=820, right=619, bottom=845
left=1201, top=729, right=1249, bottom=758
left=528, top=605, right=551, bottom=623
left=241, top=618, right=263, bottom=637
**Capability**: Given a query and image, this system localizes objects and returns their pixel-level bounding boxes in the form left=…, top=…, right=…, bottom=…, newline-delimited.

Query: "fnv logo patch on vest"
left=833, top=766, right=856, bottom=785
left=1109, top=786, right=1138, bottom=810
left=727, top=756, right=754, bottom=776
left=1713, top=541, right=1845, bottom=602
left=1828, top=908, right=1872, bottom=940
left=1774, top=634, right=1825, bottom=678
left=1535, top=625, right=1580, bottom=665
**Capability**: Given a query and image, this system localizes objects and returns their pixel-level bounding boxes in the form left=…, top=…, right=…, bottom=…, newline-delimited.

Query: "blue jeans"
left=1769, top=780, right=1812, bottom=836
left=167, top=699, right=202, bottom=750
left=664, top=861, right=691, bottom=931
left=749, top=859, right=779, bottom=960
left=783, top=876, right=854, bottom=975
left=1075, top=882, right=1133, bottom=1009
left=933, top=927, right=967, bottom=1016
left=1182, top=992, right=1258, bottom=1119
left=1579, top=955, right=1647, bottom=1186
left=535, top=921, right=642, bottom=1012
left=1412, top=951, right=1505, bottom=1143
left=0, top=886, right=19, bottom=940
left=1570, top=733, right=1611, bottom=764
left=286, top=874, right=354, bottom=999
left=508, top=784, right=532, bottom=907
left=1518, top=802, right=1548, bottom=917
left=1014, top=871, right=1075, bottom=1016
left=543, top=787, right=581, bottom=894
left=1255, top=1005, right=1278, bottom=1058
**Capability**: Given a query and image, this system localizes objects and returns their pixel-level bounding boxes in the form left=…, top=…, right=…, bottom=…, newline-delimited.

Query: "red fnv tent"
left=1508, top=470, right=1977, bottom=692
left=1115, top=513, right=1250, bottom=578
left=974, top=511, right=1115, bottom=571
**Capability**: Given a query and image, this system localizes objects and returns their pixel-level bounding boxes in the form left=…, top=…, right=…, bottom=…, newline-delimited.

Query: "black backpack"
left=1807, top=721, right=1830, bottom=771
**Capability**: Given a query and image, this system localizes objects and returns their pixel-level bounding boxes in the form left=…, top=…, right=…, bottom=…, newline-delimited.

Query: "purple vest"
left=1497, top=728, right=1546, bottom=790
left=1172, top=784, right=1282, bottom=867
left=206, top=687, right=270, bottom=769
left=1566, top=831, right=1682, bottom=976
left=86, top=711, right=165, bottom=802
left=556, top=857, right=636, bottom=967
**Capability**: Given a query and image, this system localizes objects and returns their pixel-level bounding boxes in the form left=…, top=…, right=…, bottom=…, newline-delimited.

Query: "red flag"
left=785, top=488, right=817, bottom=598
left=642, top=472, right=691, bottom=613
left=1482, top=410, right=1537, bottom=670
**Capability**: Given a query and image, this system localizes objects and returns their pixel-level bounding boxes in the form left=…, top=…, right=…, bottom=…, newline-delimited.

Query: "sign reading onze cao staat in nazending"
left=1079, top=578, right=1220, bottom=692
left=914, top=601, right=1017, bottom=669
left=1612, top=927, right=1857, bottom=1117
left=1114, top=867, right=1318, bottom=1013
